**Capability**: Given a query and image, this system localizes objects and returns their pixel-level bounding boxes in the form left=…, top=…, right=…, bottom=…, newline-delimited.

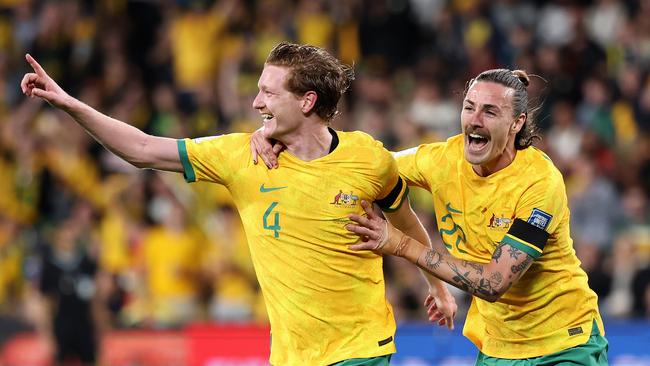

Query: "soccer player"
left=344, top=69, right=608, bottom=365
left=21, top=43, right=456, bottom=365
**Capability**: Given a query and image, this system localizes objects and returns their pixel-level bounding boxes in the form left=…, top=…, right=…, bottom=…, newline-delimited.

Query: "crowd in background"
left=0, top=0, right=649, bottom=341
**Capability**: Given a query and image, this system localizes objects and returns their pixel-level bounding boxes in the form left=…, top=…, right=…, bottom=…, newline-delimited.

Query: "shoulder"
left=420, top=134, right=462, bottom=156
left=514, top=147, right=567, bottom=199
left=334, top=131, right=398, bottom=180
left=339, top=130, right=383, bottom=148
left=522, top=147, right=565, bottom=185
left=189, top=133, right=251, bottom=147
left=396, top=134, right=462, bottom=165
left=185, top=133, right=252, bottom=157
left=337, top=130, right=391, bottom=158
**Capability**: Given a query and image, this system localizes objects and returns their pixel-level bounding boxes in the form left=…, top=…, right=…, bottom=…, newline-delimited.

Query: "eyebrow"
left=464, top=99, right=502, bottom=112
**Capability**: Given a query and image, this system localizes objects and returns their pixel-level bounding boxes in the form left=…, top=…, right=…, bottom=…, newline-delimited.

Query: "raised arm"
left=348, top=200, right=534, bottom=303
left=21, top=54, right=182, bottom=172
left=383, top=199, right=457, bottom=329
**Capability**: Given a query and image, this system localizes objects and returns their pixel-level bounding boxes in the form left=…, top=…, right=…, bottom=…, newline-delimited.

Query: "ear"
left=511, top=113, right=526, bottom=134
left=301, top=91, right=317, bottom=114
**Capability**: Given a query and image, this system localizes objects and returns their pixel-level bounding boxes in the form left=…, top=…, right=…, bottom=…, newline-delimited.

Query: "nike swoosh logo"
left=260, top=184, right=288, bottom=193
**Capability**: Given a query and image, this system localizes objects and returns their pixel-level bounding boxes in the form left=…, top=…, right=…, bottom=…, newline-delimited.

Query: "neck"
left=279, top=124, right=332, bottom=161
left=472, top=145, right=518, bottom=177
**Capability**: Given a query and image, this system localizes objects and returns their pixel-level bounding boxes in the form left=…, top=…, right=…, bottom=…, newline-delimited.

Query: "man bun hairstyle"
left=266, top=42, right=355, bottom=122
left=471, top=68, right=541, bottom=149
left=512, top=70, right=530, bottom=87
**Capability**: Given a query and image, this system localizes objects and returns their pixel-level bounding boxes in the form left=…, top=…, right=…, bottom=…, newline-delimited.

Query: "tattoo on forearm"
left=449, top=263, right=498, bottom=299
left=419, top=247, right=510, bottom=300
left=463, top=260, right=484, bottom=275
left=492, top=243, right=504, bottom=263
left=424, top=250, right=443, bottom=270
left=507, top=246, right=521, bottom=259
left=511, top=256, right=533, bottom=275
left=490, top=272, right=503, bottom=285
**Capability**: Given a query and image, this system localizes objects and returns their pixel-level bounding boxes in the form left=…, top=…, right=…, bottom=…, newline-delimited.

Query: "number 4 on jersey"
left=263, top=201, right=281, bottom=238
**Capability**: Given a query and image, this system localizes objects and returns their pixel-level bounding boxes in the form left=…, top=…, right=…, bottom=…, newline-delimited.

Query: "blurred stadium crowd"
left=0, top=0, right=649, bottom=341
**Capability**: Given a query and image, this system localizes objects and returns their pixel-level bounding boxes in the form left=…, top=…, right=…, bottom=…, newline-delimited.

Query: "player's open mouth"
left=261, top=113, right=274, bottom=123
left=466, top=133, right=489, bottom=152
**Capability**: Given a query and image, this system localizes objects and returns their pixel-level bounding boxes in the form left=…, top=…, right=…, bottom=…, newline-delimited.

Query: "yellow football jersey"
left=178, top=129, right=407, bottom=365
left=396, top=134, right=604, bottom=359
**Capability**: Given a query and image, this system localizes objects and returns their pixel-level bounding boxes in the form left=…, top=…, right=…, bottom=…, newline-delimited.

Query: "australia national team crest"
left=487, top=213, right=514, bottom=230
left=528, top=208, right=552, bottom=230
left=330, top=190, right=359, bottom=208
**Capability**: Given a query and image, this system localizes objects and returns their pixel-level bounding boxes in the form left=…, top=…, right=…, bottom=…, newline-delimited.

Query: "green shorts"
left=475, top=321, right=608, bottom=366
left=331, top=354, right=392, bottom=366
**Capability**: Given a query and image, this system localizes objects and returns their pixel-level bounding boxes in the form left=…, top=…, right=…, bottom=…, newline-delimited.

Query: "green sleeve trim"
left=380, top=186, right=409, bottom=213
left=177, top=139, right=196, bottom=183
left=501, top=235, right=541, bottom=259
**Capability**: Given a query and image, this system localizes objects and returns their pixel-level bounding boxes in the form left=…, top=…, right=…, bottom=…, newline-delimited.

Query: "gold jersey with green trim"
left=178, top=129, right=406, bottom=365
left=396, top=134, right=604, bottom=359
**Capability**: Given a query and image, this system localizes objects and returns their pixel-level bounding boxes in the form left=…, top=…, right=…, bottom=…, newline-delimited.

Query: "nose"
left=252, top=91, right=264, bottom=110
left=468, top=110, right=483, bottom=127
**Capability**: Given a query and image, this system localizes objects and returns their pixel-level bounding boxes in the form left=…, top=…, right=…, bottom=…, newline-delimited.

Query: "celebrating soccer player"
left=21, top=43, right=456, bottom=365
left=346, top=69, right=608, bottom=365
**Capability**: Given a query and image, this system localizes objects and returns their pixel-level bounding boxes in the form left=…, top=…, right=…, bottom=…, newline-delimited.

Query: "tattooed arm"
left=347, top=201, right=534, bottom=302
left=417, top=241, right=533, bottom=302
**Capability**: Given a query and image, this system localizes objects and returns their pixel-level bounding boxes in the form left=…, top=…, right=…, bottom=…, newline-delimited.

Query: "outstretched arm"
left=21, top=54, right=182, bottom=172
left=348, top=201, right=534, bottom=302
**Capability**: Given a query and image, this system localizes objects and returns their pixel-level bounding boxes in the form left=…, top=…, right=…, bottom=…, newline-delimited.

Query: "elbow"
left=117, top=153, right=148, bottom=169
left=475, top=266, right=513, bottom=302
left=480, top=292, right=504, bottom=303
left=125, top=136, right=156, bottom=169
left=476, top=282, right=510, bottom=303
left=475, top=284, right=510, bottom=302
left=130, top=159, right=150, bottom=169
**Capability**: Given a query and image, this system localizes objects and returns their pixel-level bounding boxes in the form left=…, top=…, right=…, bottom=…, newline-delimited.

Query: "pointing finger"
left=26, top=54, right=47, bottom=77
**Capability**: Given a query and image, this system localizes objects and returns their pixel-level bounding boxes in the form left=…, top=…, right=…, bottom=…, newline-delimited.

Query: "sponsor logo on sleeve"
left=528, top=208, right=552, bottom=230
